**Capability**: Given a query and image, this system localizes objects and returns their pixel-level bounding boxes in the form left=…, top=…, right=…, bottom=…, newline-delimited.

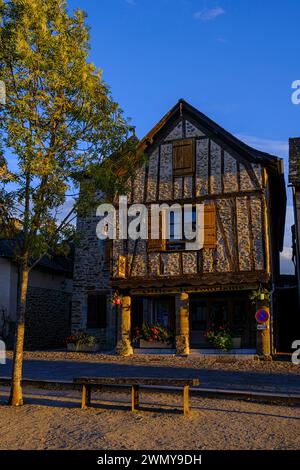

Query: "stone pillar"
left=115, top=295, right=133, bottom=356
left=175, top=292, right=190, bottom=355
left=256, top=300, right=271, bottom=359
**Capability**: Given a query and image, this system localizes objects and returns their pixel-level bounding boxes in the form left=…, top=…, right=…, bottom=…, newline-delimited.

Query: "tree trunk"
left=8, top=262, right=29, bottom=406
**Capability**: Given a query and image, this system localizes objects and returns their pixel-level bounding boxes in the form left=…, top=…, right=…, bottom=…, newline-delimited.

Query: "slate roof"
left=0, top=237, right=73, bottom=276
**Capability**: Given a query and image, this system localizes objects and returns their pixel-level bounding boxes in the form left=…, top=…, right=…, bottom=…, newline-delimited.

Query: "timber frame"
left=72, top=99, right=286, bottom=356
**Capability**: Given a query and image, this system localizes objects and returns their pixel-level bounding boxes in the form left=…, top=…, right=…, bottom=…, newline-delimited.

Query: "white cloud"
left=280, top=247, right=294, bottom=274
left=194, top=7, right=225, bottom=22
left=236, top=134, right=288, bottom=158
left=126, top=0, right=136, bottom=5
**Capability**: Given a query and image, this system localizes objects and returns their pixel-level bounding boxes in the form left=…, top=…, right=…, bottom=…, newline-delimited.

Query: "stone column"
left=115, top=295, right=133, bottom=356
left=256, top=300, right=271, bottom=359
left=175, top=292, right=190, bottom=355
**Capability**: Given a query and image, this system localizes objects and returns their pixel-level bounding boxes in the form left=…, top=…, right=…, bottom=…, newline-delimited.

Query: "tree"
left=0, top=0, right=136, bottom=405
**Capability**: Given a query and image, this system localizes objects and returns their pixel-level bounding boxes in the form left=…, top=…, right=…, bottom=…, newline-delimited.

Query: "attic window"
left=173, top=139, right=194, bottom=175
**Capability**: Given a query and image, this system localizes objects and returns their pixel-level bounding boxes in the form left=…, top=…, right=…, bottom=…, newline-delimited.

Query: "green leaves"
left=0, top=0, right=137, bottom=268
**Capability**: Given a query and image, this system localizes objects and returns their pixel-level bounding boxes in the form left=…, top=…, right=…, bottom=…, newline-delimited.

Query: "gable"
left=138, top=117, right=263, bottom=203
left=130, top=99, right=285, bottom=250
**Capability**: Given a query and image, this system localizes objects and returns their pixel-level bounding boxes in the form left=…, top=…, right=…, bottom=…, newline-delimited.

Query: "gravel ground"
left=5, top=350, right=300, bottom=374
left=0, top=386, right=299, bottom=450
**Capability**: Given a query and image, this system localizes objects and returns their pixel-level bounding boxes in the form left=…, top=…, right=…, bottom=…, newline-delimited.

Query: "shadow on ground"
left=1, top=359, right=300, bottom=393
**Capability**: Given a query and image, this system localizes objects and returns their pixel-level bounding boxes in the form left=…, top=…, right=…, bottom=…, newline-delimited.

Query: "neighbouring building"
left=0, top=238, right=73, bottom=349
left=289, top=138, right=300, bottom=307
left=274, top=274, right=299, bottom=353
left=72, top=99, right=286, bottom=356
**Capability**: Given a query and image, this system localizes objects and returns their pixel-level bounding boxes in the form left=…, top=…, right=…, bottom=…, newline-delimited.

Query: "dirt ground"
left=0, top=386, right=299, bottom=450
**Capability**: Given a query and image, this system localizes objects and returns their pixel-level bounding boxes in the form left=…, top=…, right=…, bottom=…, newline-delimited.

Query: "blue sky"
left=67, top=0, right=300, bottom=273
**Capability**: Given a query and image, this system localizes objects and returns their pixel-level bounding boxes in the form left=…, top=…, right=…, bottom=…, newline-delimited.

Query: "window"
left=147, top=204, right=216, bottom=252
left=173, top=139, right=194, bottom=175
left=167, top=204, right=216, bottom=251
left=87, top=294, right=107, bottom=329
left=168, top=207, right=196, bottom=250
left=191, top=302, right=208, bottom=331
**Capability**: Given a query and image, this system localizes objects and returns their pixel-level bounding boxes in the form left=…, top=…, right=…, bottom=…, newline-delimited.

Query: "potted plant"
left=249, top=285, right=270, bottom=304
left=133, top=323, right=174, bottom=349
left=204, top=325, right=233, bottom=352
left=66, top=331, right=99, bottom=352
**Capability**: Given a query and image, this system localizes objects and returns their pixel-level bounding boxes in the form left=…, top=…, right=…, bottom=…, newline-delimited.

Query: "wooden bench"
left=73, top=377, right=200, bottom=416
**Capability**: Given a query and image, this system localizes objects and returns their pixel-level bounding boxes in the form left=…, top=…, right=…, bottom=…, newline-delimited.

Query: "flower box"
left=139, top=339, right=172, bottom=349
left=67, top=343, right=99, bottom=352
left=134, top=323, right=174, bottom=349
left=232, top=337, right=242, bottom=349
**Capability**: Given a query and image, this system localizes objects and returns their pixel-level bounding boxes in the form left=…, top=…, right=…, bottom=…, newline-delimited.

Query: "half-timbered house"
left=72, top=100, right=286, bottom=356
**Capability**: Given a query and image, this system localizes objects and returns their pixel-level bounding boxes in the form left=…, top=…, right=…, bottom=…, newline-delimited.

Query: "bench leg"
left=81, top=384, right=92, bottom=409
left=183, top=385, right=189, bottom=416
left=131, top=385, right=140, bottom=412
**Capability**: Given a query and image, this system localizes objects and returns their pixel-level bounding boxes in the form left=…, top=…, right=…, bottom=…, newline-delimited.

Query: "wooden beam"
left=131, top=384, right=140, bottom=412
left=81, top=384, right=91, bottom=409
left=262, top=192, right=271, bottom=274
left=247, top=195, right=256, bottom=271
left=183, top=385, right=190, bottom=416
left=208, top=139, right=211, bottom=195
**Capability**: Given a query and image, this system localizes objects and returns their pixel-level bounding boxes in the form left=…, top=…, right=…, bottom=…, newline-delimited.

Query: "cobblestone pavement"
left=1, top=354, right=300, bottom=394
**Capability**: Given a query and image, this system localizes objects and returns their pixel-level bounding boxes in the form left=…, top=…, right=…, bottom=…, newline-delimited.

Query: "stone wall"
left=72, top=214, right=116, bottom=350
left=25, top=287, right=71, bottom=350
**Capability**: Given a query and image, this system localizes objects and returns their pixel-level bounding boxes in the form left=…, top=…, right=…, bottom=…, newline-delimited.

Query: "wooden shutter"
left=203, top=204, right=216, bottom=248
left=117, top=255, right=127, bottom=278
left=173, top=139, right=194, bottom=175
left=147, top=212, right=167, bottom=252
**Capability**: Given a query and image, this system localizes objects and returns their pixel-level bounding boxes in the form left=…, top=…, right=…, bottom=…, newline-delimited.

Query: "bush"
left=204, top=325, right=233, bottom=351
left=66, top=331, right=97, bottom=347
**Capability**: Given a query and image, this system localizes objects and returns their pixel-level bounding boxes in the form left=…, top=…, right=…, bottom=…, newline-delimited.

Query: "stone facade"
left=72, top=214, right=115, bottom=350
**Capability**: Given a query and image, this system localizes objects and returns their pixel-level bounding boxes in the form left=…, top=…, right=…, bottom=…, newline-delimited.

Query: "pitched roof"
left=0, top=237, right=73, bottom=276
left=139, top=99, right=283, bottom=168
